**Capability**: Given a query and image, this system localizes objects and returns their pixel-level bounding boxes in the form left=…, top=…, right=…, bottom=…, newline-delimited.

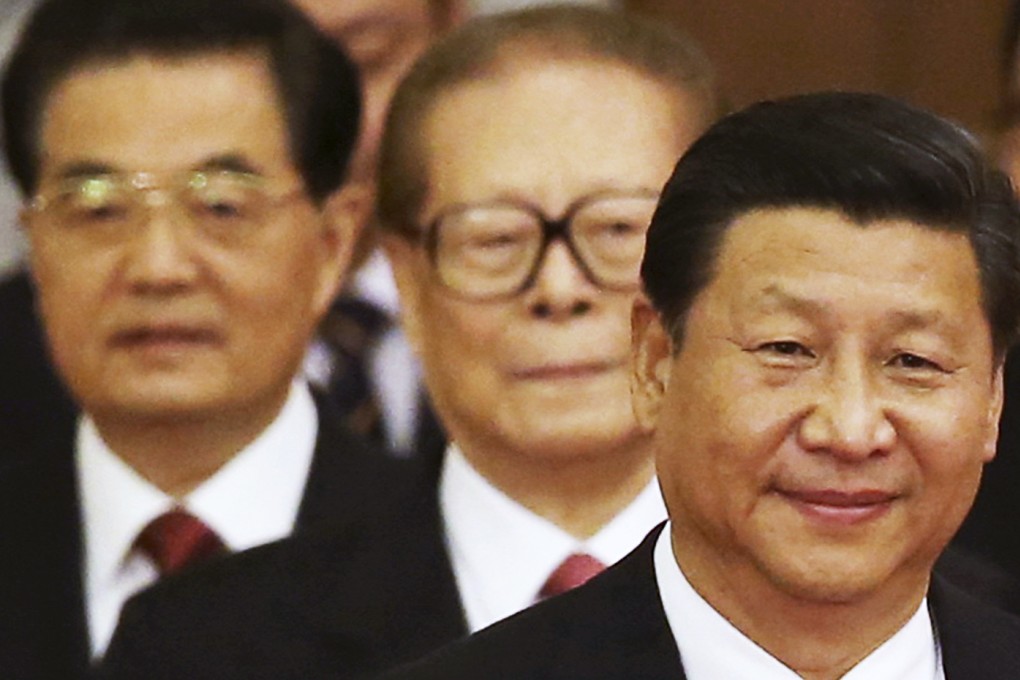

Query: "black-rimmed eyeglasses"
left=420, top=190, right=659, bottom=301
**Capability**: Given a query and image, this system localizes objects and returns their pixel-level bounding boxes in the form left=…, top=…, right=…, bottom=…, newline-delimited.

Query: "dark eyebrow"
left=754, top=285, right=829, bottom=317
left=53, top=161, right=119, bottom=180
left=49, top=155, right=263, bottom=182
left=194, top=154, right=263, bottom=176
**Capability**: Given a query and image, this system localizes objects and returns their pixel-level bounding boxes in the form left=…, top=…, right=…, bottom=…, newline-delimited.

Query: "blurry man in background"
left=0, top=0, right=407, bottom=677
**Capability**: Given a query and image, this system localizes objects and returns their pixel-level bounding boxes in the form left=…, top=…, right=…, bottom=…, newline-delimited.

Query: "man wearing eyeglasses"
left=100, top=7, right=723, bottom=680
left=0, top=0, right=413, bottom=677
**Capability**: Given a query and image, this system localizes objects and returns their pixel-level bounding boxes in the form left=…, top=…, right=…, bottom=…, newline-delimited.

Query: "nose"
left=524, top=240, right=596, bottom=320
left=121, top=205, right=199, bottom=294
left=797, top=358, right=896, bottom=460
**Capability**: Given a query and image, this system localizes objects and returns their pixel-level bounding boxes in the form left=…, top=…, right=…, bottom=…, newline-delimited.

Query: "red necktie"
left=538, top=553, right=606, bottom=600
left=134, top=509, right=226, bottom=575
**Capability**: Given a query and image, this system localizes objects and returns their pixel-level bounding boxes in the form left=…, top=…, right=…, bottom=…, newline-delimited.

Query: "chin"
left=762, top=551, right=914, bottom=606
left=519, top=420, right=647, bottom=462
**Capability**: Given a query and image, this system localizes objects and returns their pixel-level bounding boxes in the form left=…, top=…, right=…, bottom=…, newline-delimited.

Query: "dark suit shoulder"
left=383, top=525, right=683, bottom=680
left=935, top=545, right=1020, bottom=618
left=932, top=573, right=1020, bottom=678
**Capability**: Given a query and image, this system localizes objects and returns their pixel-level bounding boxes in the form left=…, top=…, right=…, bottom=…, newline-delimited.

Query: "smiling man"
left=0, top=0, right=410, bottom=677
left=382, top=93, right=1020, bottom=679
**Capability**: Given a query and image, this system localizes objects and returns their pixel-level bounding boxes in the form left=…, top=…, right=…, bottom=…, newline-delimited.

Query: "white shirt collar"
left=350, top=248, right=400, bottom=318
left=440, top=443, right=666, bottom=632
left=78, top=379, right=318, bottom=657
left=652, top=523, right=945, bottom=680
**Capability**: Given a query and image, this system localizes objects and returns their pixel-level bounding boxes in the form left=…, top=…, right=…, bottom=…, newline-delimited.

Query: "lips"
left=109, top=324, right=222, bottom=349
left=511, top=360, right=622, bottom=381
left=776, top=487, right=899, bottom=526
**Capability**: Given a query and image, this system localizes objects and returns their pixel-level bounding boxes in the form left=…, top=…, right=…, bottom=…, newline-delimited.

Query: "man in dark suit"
left=0, top=0, right=413, bottom=677
left=383, top=93, right=1020, bottom=678
left=99, top=6, right=722, bottom=679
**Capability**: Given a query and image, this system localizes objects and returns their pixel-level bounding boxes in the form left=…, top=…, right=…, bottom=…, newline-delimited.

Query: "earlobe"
left=984, top=363, right=1005, bottom=462
left=631, top=297, right=673, bottom=432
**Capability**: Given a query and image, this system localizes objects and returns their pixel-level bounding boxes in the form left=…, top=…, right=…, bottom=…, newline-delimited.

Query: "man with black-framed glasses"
left=0, top=0, right=417, bottom=677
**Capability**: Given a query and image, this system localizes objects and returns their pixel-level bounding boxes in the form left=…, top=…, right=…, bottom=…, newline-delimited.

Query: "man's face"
left=634, top=207, right=1002, bottom=607
left=389, top=59, right=707, bottom=466
left=292, top=0, right=456, bottom=187
left=26, top=52, right=351, bottom=431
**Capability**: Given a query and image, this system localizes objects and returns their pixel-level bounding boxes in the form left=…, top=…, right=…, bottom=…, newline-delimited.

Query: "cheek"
left=418, top=296, right=510, bottom=385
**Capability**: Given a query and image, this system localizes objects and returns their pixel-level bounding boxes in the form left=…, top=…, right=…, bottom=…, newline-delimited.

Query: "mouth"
left=775, top=488, right=899, bottom=526
left=511, top=360, right=621, bottom=381
left=110, top=324, right=222, bottom=350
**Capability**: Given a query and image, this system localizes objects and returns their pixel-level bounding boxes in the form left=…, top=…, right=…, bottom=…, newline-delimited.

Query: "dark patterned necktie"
left=319, top=296, right=391, bottom=443
left=134, top=509, right=226, bottom=575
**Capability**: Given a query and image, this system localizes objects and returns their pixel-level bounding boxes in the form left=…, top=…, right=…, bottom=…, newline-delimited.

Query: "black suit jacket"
left=0, top=397, right=404, bottom=680
left=100, top=459, right=466, bottom=680
left=384, top=525, right=1020, bottom=680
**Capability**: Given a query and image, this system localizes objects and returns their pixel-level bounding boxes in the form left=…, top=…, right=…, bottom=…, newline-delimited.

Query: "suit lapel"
left=559, top=524, right=686, bottom=678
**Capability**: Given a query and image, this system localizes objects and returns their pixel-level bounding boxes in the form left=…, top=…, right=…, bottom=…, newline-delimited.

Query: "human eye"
left=758, top=340, right=814, bottom=357
left=466, top=226, right=528, bottom=251
left=887, top=352, right=949, bottom=373
left=193, top=175, right=254, bottom=220
left=580, top=202, right=651, bottom=243
left=749, top=340, right=817, bottom=369
left=444, top=209, right=534, bottom=262
left=60, top=177, right=131, bottom=224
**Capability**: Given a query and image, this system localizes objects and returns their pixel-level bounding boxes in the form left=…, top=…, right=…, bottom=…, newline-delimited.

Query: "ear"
left=983, top=362, right=1006, bottom=463
left=631, top=295, right=674, bottom=433
left=381, top=231, right=426, bottom=358
left=309, top=182, right=368, bottom=318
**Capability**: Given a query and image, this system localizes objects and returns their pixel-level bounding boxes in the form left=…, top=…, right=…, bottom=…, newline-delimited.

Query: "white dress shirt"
left=441, top=443, right=667, bottom=632
left=78, top=380, right=318, bottom=658
left=653, top=523, right=946, bottom=680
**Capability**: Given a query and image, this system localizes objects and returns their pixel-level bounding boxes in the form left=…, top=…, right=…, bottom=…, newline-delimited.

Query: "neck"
left=90, top=395, right=287, bottom=499
left=672, top=531, right=930, bottom=679
left=459, top=433, right=656, bottom=539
